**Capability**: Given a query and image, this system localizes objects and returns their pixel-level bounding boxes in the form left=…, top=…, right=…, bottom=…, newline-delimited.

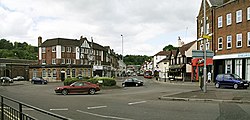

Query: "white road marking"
left=128, top=101, right=147, bottom=105
left=23, top=108, right=34, bottom=111
left=77, top=110, right=134, bottom=120
left=49, top=108, right=69, bottom=111
left=87, top=106, right=107, bottom=110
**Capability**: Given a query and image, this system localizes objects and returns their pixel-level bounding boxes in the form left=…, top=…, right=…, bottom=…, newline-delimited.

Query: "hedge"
left=63, top=77, right=116, bottom=86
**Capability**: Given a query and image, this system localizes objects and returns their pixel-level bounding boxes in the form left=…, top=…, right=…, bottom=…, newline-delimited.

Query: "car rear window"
left=216, top=74, right=223, bottom=81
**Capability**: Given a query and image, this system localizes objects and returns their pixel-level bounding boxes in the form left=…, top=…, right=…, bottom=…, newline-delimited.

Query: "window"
left=206, top=23, right=209, bottom=34
left=33, top=69, right=37, bottom=78
left=48, top=69, right=51, bottom=77
left=218, top=16, right=223, bottom=28
left=200, top=44, right=203, bottom=50
left=227, top=35, right=232, bottom=49
left=81, top=60, right=83, bottom=65
left=200, top=26, right=203, bottom=36
left=248, top=32, right=250, bottom=46
left=52, top=59, right=56, bottom=64
left=226, top=13, right=232, bottom=25
left=225, top=60, right=232, bottom=74
left=61, top=58, right=65, bottom=64
left=67, top=69, right=70, bottom=76
left=61, top=46, right=65, bottom=52
left=72, top=69, right=76, bottom=77
left=248, top=7, right=250, bottom=20
left=73, top=59, right=76, bottom=64
left=236, top=10, right=242, bottom=23
left=53, top=69, right=57, bottom=77
left=42, top=69, right=46, bottom=77
left=218, top=37, right=223, bottom=50
left=42, top=47, right=46, bottom=53
left=52, top=46, right=56, bottom=52
left=66, top=59, right=71, bottom=64
left=42, top=59, right=46, bottom=64
left=206, top=42, right=210, bottom=50
left=236, top=33, right=242, bottom=48
left=66, top=47, right=71, bottom=52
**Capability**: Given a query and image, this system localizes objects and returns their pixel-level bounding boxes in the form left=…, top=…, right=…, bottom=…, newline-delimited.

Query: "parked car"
left=122, top=77, right=143, bottom=87
left=215, top=74, right=249, bottom=89
left=0, top=77, right=13, bottom=83
left=31, top=77, right=48, bottom=84
left=55, top=81, right=100, bottom=95
left=13, top=76, right=25, bottom=81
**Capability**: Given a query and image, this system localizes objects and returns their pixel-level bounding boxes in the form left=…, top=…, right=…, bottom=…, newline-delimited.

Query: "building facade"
left=29, top=36, right=119, bottom=82
left=213, top=0, right=250, bottom=80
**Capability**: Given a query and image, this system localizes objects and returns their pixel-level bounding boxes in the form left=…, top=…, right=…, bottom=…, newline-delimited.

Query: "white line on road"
left=50, top=108, right=69, bottom=111
left=128, top=101, right=147, bottom=105
left=23, top=108, right=34, bottom=111
left=87, top=106, right=107, bottom=110
left=77, top=110, right=134, bottom=120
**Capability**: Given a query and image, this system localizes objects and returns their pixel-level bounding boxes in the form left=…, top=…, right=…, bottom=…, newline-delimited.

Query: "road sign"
left=202, top=35, right=211, bottom=40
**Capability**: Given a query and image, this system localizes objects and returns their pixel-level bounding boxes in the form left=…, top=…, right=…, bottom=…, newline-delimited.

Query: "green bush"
left=89, top=77, right=116, bottom=86
left=64, top=78, right=79, bottom=85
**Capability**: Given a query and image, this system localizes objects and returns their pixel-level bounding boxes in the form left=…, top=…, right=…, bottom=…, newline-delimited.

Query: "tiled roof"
left=154, top=51, right=171, bottom=56
left=171, top=50, right=178, bottom=58
left=157, top=58, right=169, bottom=64
left=41, top=38, right=81, bottom=47
left=179, top=41, right=196, bottom=55
left=40, top=37, right=105, bottom=50
left=208, top=0, right=224, bottom=6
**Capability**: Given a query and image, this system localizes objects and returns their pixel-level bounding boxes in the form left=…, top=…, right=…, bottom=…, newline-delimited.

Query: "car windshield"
left=231, top=74, right=242, bottom=80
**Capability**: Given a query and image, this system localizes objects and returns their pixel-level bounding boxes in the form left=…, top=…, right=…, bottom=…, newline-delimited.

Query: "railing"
left=1, top=95, right=70, bottom=120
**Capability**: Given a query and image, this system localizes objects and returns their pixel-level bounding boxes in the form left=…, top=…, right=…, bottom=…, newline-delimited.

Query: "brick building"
left=29, top=36, right=119, bottom=82
left=213, top=0, right=250, bottom=80
left=197, top=0, right=250, bottom=81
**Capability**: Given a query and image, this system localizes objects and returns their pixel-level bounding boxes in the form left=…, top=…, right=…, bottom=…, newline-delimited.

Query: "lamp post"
left=203, top=0, right=207, bottom=93
left=121, top=34, right=124, bottom=77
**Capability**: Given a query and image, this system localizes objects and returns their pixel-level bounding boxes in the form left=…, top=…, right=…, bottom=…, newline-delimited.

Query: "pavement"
left=155, top=79, right=250, bottom=104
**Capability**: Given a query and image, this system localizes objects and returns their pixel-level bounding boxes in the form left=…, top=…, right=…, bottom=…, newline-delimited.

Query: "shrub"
left=89, top=77, right=116, bottom=86
left=63, top=78, right=79, bottom=85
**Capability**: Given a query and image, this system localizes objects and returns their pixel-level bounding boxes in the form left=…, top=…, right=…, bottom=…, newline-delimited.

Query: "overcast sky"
left=0, top=0, right=201, bottom=56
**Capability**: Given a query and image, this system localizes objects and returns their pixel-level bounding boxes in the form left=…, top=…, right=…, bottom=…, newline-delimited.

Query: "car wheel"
left=135, top=83, right=139, bottom=87
left=233, top=84, right=238, bottom=89
left=215, top=83, right=220, bottom=88
left=89, top=89, right=96, bottom=95
left=62, top=89, right=68, bottom=95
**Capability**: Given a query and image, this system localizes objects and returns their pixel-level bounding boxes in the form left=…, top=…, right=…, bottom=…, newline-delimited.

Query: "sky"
left=0, top=0, right=201, bottom=56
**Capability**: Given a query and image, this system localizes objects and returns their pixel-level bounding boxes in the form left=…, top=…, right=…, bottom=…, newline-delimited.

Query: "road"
left=1, top=76, right=250, bottom=120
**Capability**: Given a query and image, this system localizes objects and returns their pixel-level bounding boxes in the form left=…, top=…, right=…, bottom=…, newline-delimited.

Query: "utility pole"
left=203, top=0, right=207, bottom=92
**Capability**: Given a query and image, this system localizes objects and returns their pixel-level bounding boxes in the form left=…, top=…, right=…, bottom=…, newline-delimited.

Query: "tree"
left=163, top=44, right=178, bottom=51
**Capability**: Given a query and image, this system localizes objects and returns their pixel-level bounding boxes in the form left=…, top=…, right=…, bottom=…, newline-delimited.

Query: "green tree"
left=163, top=44, right=178, bottom=51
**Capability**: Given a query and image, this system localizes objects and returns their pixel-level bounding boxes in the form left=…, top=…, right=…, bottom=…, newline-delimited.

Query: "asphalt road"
left=1, top=76, right=250, bottom=120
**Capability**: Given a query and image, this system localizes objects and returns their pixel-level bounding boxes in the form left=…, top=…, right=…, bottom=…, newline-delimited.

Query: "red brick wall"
left=214, top=0, right=250, bottom=55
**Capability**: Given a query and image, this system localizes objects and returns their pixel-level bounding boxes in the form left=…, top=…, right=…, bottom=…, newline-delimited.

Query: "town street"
left=1, top=76, right=250, bottom=120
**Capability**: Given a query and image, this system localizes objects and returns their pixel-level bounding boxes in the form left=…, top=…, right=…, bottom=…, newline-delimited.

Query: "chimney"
left=178, top=36, right=182, bottom=47
left=38, top=36, right=42, bottom=47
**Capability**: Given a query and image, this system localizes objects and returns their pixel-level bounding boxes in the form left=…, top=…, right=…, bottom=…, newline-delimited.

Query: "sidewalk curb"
left=158, top=96, right=250, bottom=104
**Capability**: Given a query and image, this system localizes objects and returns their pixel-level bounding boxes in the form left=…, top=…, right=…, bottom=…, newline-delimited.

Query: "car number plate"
left=244, top=84, right=248, bottom=86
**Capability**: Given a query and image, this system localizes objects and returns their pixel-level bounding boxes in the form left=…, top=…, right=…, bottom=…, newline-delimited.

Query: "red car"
left=55, top=81, right=100, bottom=95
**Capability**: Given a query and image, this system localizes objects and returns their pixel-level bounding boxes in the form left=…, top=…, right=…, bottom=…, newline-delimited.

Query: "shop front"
left=191, top=58, right=213, bottom=82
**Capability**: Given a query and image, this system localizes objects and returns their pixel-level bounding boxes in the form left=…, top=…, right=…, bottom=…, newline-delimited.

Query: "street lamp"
left=121, top=34, right=124, bottom=77
left=203, top=0, right=207, bottom=93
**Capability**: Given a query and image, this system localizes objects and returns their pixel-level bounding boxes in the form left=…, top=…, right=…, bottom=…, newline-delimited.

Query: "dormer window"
left=66, top=47, right=71, bottom=52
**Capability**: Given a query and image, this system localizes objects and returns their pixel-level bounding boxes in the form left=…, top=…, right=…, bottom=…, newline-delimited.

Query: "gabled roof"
left=179, top=41, right=196, bottom=55
left=41, top=38, right=79, bottom=47
left=208, top=0, right=224, bottom=7
left=171, top=50, right=178, bottom=58
left=40, top=37, right=105, bottom=50
left=154, top=51, right=170, bottom=56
